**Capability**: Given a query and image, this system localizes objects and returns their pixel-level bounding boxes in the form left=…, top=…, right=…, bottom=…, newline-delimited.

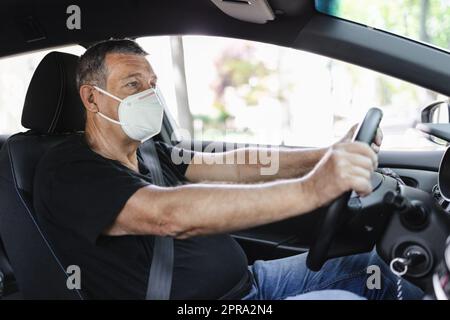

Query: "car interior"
left=0, top=0, right=449, bottom=300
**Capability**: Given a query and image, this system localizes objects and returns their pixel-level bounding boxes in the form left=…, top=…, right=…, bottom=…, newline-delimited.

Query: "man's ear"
left=79, top=85, right=99, bottom=113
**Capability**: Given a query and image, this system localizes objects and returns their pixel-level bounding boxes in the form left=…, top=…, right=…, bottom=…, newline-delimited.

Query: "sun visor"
left=210, top=0, right=275, bottom=24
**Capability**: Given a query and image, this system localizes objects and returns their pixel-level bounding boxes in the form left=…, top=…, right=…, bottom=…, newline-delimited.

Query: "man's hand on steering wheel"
left=337, top=124, right=384, bottom=154
left=306, top=142, right=378, bottom=209
left=307, top=122, right=383, bottom=208
left=306, top=108, right=384, bottom=271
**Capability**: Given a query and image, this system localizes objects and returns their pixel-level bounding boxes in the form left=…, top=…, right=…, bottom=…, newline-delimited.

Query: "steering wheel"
left=306, top=108, right=383, bottom=271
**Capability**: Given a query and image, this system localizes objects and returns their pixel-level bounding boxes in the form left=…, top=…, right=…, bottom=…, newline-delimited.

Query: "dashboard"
left=431, top=147, right=450, bottom=299
left=432, top=184, right=450, bottom=212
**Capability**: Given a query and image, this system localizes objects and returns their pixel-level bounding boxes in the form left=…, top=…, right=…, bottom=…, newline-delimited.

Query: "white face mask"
left=94, top=85, right=165, bottom=142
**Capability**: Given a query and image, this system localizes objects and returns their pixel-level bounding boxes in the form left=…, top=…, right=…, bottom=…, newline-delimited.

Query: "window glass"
left=138, top=35, right=446, bottom=151
left=316, top=0, right=450, bottom=52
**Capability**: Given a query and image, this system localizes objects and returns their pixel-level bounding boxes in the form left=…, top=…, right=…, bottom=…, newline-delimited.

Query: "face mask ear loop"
left=93, top=86, right=123, bottom=103
left=96, top=111, right=123, bottom=125
left=92, top=86, right=124, bottom=125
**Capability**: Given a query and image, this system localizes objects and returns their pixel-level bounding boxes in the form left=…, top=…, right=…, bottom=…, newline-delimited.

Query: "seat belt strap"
left=139, top=139, right=174, bottom=300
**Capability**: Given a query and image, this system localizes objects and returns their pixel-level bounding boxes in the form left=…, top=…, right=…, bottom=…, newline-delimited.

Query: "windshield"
left=315, top=0, right=450, bottom=52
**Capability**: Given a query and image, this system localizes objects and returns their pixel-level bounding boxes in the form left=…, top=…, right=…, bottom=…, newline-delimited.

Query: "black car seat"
left=0, top=135, right=16, bottom=298
left=0, top=51, right=85, bottom=299
left=0, top=135, right=9, bottom=150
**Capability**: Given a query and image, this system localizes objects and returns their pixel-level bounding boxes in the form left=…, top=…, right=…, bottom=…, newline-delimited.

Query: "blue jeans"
left=242, top=250, right=424, bottom=300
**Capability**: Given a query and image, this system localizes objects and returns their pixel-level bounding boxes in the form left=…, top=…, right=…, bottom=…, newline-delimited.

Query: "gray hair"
left=76, top=38, right=148, bottom=90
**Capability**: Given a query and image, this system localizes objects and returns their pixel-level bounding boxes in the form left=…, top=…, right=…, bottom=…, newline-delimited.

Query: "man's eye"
left=126, top=81, right=138, bottom=88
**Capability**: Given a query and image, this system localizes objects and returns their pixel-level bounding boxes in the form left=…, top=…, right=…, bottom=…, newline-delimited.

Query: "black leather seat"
left=0, top=52, right=85, bottom=299
left=0, top=135, right=9, bottom=150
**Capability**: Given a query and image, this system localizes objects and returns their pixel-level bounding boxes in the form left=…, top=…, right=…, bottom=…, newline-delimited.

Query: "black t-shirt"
left=33, top=134, right=251, bottom=299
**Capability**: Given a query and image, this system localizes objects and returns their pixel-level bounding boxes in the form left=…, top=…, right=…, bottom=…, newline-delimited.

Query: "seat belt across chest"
left=139, top=139, right=174, bottom=300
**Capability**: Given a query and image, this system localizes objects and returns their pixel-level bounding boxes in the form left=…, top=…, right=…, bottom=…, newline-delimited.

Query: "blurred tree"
left=420, top=0, right=431, bottom=43
left=276, top=47, right=294, bottom=145
left=212, top=44, right=271, bottom=107
left=205, top=43, right=274, bottom=135
left=193, top=42, right=300, bottom=140
left=326, top=0, right=448, bottom=107
left=418, top=0, right=439, bottom=101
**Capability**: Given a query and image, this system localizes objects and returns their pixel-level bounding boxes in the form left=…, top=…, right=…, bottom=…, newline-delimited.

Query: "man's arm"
left=185, top=126, right=383, bottom=183
left=185, top=147, right=327, bottom=183
left=105, top=142, right=377, bottom=239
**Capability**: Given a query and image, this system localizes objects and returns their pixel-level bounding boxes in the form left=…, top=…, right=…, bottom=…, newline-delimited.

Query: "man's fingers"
left=346, top=153, right=375, bottom=172
left=352, top=177, right=373, bottom=196
left=349, top=164, right=372, bottom=180
left=371, top=142, right=380, bottom=155
left=372, top=128, right=383, bottom=154
left=374, top=128, right=383, bottom=146
left=336, top=142, right=378, bottom=170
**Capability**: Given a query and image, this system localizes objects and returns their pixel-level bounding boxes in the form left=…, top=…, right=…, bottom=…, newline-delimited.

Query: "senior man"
left=33, top=39, right=422, bottom=300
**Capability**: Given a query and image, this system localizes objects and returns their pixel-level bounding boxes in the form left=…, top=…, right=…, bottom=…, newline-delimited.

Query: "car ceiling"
left=0, top=0, right=315, bottom=57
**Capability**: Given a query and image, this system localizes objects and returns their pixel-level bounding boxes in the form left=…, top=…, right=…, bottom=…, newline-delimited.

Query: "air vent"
left=210, top=0, right=275, bottom=24
left=432, top=184, right=450, bottom=211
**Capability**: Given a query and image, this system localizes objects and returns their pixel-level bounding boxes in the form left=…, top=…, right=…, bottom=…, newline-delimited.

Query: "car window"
left=138, top=35, right=447, bottom=151
left=316, top=0, right=450, bottom=52
left=0, top=45, right=85, bottom=134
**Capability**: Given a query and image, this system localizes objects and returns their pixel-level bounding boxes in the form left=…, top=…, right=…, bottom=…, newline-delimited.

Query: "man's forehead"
left=105, top=53, right=154, bottom=79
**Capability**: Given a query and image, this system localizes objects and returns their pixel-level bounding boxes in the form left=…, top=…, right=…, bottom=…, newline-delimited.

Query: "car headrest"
left=21, top=51, right=85, bottom=134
